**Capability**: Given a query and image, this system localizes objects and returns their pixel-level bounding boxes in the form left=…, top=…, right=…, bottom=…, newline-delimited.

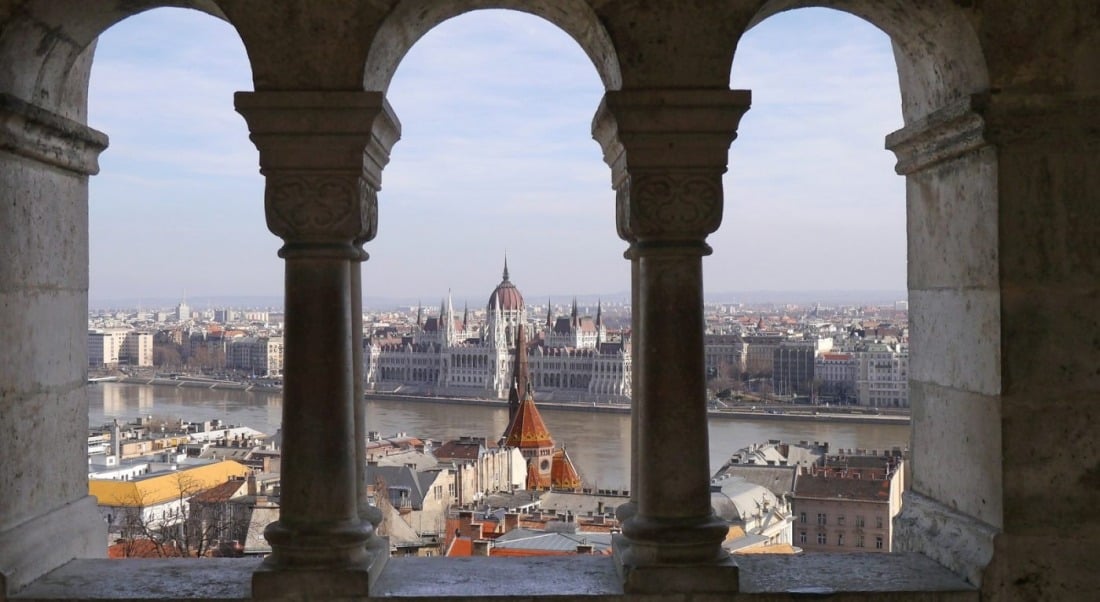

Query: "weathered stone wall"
left=1, top=0, right=1099, bottom=599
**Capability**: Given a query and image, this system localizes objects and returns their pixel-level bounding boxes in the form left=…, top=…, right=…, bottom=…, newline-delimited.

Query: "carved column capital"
left=234, top=91, right=400, bottom=256
left=592, top=89, right=750, bottom=250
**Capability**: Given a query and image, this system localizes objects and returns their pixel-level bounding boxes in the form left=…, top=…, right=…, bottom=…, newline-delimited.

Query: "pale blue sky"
left=88, top=7, right=904, bottom=305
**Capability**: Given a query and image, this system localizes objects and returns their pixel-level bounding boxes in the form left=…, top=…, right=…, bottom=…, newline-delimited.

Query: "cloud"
left=88, top=6, right=907, bottom=301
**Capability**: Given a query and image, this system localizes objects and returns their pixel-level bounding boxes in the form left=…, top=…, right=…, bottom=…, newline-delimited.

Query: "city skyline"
left=88, top=7, right=905, bottom=303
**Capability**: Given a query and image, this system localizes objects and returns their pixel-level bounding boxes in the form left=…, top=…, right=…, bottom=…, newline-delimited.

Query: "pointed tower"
left=596, top=299, right=604, bottom=346
left=462, top=301, right=469, bottom=332
left=571, top=297, right=578, bottom=327
left=546, top=297, right=553, bottom=330
left=502, top=381, right=555, bottom=489
left=506, top=325, right=529, bottom=425
left=443, top=291, right=456, bottom=346
left=416, top=301, right=423, bottom=328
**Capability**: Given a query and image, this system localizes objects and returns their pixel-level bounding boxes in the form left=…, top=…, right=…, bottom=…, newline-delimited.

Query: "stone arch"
left=0, top=1, right=237, bottom=122
left=742, top=0, right=989, bottom=124
left=362, top=0, right=621, bottom=93
left=735, top=1, right=1001, bottom=586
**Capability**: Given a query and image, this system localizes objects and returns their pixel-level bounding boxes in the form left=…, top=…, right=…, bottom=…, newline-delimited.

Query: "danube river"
left=88, top=383, right=910, bottom=489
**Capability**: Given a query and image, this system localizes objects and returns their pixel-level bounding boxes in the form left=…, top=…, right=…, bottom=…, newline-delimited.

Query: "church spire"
left=507, top=324, right=530, bottom=427
left=596, top=299, right=603, bottom=346
left=463, top=301, right=469, bottom=330
left=546, top=297, right=553, bottom=328
left=502, top=254, right=510, bottom=282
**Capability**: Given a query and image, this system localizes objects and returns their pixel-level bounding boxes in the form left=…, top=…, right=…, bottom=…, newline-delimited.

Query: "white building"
left=88, top=328, right=153, bottom=368
left=856, top=342, right=909, bottom=408
left=226, top=336, right=284, bottom=377
left=365, top=262, right=631, bottom=402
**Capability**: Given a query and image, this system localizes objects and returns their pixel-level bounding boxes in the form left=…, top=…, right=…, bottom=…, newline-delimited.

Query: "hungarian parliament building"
left=364, top=262, right=631, bottom=403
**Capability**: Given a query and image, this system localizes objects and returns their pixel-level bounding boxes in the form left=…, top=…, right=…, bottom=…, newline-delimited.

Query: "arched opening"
left=364, top=10, right=631, bottom=533
left=724, top=0, right=997, bottom=583
left=84, top=6, right=263, bottom=558
left=362, top=0, right=621, bottom=93
left=709, top=5, right=909, bottom=556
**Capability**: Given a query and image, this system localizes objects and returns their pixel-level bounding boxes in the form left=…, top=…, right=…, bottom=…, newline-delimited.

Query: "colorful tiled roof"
left=502, top=391, right=554, bottom=450
left=550, top=449, right=582, bottom=491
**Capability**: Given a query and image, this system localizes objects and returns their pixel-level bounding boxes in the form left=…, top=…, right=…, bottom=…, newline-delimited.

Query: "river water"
left=88, top=383, right=910, bottom=489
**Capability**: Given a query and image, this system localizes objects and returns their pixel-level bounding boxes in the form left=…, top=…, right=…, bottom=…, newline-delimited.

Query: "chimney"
left=111, top=419, right=122, bottom=459
left=504, top=512, right=519, bottom=533
left=247, top=472, right=257, bottom=496
left=472, top=539, right=492, bottom=557
left=576, top=544, right=594, bottom=555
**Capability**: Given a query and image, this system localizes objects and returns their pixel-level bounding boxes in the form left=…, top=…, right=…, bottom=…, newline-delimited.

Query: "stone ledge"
left=13, top=553, right=975, bottom=601
left=0, top=93, right=108, bottom=176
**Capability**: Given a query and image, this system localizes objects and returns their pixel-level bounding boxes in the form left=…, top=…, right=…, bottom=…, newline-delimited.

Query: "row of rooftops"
left=712, top=440, right=907, bottom=503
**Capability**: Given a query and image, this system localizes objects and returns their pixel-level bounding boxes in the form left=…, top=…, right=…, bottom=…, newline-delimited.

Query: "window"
left=817, top=513, right=826, bottom=525
left=876, top=516, right=884, bottom=529
left=817, top=532, right=826, bottom=545
left=799, top=512, right=806, bottom=523
left=837, top=533, right=844, bottom=546
left=799, top=531, right=807, bottom=544
left=856, top=515, right=865, bottom=528
left=837, top=515, right=845, bottom=526
left=857, top=534, right=865, bottom=548
left=875, top=536, right=884, bottom=549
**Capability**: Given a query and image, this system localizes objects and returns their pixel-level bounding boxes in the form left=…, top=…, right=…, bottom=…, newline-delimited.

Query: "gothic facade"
left=365, top=263, right=631, bottom=402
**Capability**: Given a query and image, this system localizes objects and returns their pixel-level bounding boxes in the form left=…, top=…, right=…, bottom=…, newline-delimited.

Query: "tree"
left=114, top=474, right=248, bottom=558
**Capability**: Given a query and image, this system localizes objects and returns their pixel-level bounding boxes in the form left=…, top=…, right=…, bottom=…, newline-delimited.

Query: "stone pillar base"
left=252, top=566, right=370, bottom=600
left=0, top=495, right=105, bottom=596
left=612, top=534, right=739, bottom=594
left=894, top=491, right=997, bottom=587
left=252, top=546, right=388, bottom=600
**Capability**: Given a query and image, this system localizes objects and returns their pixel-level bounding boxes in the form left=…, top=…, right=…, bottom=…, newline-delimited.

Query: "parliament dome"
left=488, top=259, right=524, bottom=311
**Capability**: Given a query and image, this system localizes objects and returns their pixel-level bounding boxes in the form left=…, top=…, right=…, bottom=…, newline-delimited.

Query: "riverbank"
left=365, top=392, right=909, bottom=425
left=107, top=376, right=909, bottom=426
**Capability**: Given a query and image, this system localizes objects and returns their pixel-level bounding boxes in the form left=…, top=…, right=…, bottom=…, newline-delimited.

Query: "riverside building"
left=364, top=262, right=631, bottom=402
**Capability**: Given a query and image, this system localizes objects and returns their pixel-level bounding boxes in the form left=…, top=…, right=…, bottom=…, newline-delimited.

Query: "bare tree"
left=114, top=474, right=247, bottom=558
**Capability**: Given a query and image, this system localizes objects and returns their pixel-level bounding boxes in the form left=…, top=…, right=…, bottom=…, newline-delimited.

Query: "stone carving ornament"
left=266, top=173, right=375, bottom=243
left=621, top=172, right=723, bottom=241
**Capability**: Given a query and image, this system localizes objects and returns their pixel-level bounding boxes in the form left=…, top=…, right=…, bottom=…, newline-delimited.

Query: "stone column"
left=0, top=93, right=109, bottom=596
left=235, top=91, right=399, bottom=598
left=885, top=95, right=1001, bottom=587
left=593, top=89, right=749, bottom=594
left=355, top=100, right=399, bottom=543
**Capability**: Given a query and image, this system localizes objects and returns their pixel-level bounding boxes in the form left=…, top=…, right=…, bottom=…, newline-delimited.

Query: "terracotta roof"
left=506, top=410, right=553, bottom=451
left=434, top=440, right=483, bottom=461
left=550, top=449, right=582, bottom=491
left=820, top=353, right=853, bottom=361
left=502, top=391, right=554, bottom=450
left=794, top=473, right=892, bottom=502
left=189, top=478, right=246, bottom=504
left=107, top=538, right=184, bottom=558
left=446, top=537, right=473, bottom=557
